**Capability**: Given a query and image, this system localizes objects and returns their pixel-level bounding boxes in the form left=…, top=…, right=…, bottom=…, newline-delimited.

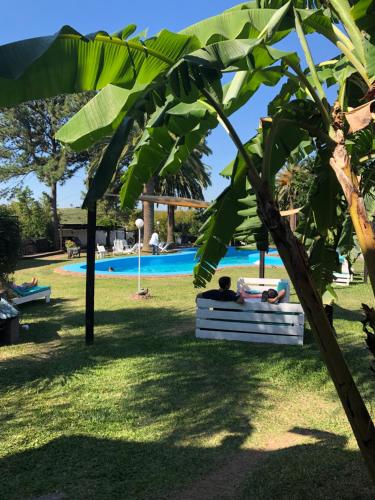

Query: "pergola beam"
left=140, top=194, right=210, bottom=209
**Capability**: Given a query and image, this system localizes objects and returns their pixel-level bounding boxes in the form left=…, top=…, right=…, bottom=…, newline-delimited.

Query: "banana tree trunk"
left=255, top=178, right=375, bottom=481
left=201, top=91, right=375, bottom=481
left=329, top=127, right=375, bottom=295
left=167, top=205, right=175, bottom=243
left=142, top=177, right=155, bottom=253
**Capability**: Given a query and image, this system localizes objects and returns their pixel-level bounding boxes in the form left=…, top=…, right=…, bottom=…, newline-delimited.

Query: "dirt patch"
left=170, top=432, right=311, bottom=500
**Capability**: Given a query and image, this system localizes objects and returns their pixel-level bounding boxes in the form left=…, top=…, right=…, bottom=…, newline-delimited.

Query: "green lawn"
left=1, top=255, right=375, bottom=499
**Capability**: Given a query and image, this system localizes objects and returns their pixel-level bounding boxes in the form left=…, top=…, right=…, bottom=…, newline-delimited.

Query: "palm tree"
left=155, top=141, right=211, bottom=243
left=275, top=161, right=315, bottom=231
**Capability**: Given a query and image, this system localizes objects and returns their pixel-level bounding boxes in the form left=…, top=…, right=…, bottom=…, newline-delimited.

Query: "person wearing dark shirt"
left=197, top=276, right=244, bottom=304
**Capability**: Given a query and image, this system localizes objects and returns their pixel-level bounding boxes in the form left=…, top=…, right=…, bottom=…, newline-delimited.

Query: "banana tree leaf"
left=120, top=126, right=175, bottom=209
left=119, top=99, right=217, bottom=210
left=183, top=40, right=296, bottom=72
left=193, top=157, right=249, bottom=287
left=0, top=27, right=199, bottom=108
left=56, top=83, right=151, bottom=151
left=297, top=8, right=338, bottom=44
left=351, top=0, right=375, bottom=34
left=337, top=215, right=357, bottom=257
left=83, top=117, right=134, bottom=210
left=53, top=3, right=294, bottom=151
left=309, top=238, right=340, bottom=296
left=57, top=2, right=296, bottom=156
left=345, top=129, right=374, bottom=163
left=235, top=192, right=269, bottom=251
left=223, top=66, right=284, bottom=114
left=180, top=5, right=294, bottom=46
left=328, top=0, right=366, bottom=68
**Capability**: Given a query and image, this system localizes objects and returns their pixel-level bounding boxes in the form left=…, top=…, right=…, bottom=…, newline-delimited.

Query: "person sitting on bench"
left=241, top=284, right=287, bottom=304
left=197, top=276, right=244, bottom=304
left=11, top=277, right=38, bottom=293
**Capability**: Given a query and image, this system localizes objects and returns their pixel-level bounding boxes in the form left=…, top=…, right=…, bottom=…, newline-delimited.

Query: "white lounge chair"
left=159, top=242, right=173, bottom=253
left=124, top=243, right=142, bottom=254
left=112, top=239, right=129, bottom=254
left=11, top=285, right=51, bottom=306
left=96, top=244, right=107, bottom=259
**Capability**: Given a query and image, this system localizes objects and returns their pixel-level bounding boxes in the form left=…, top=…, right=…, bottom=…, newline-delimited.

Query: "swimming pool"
left=61, top=247, right=283, bottom=277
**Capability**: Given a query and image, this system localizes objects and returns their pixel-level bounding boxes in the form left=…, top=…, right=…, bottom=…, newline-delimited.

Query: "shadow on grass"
left=16, top=258, right=68, bottom=270
left=334, top=304, right=364, bottom=323
left=2, top=298, right=375, bottom=498
left=0, top=428, right=373, bottom=499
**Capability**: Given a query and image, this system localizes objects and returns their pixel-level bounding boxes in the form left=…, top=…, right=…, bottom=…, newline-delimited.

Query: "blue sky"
left=0, top=1, right=339, bottom=208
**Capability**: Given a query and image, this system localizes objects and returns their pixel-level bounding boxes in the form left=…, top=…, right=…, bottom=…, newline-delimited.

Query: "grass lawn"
left=1, top=254, right=375, bottom=499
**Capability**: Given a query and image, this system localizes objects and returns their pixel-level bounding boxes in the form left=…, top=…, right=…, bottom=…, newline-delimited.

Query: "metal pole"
left=85, top=202, right=97, bottom=345
left=138, top=228, right=141, bottom=293
left=259, top=250, right=265, bottom=279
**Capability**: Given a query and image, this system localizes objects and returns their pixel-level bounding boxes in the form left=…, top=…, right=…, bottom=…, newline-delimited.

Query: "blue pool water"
left=61, top=247, right=283, bottom=276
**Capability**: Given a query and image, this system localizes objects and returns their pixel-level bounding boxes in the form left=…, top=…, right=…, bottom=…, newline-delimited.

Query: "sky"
left=0, top=0, right=340, bottom=208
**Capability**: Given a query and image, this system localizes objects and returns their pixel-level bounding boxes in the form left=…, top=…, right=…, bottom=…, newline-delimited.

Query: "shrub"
left=64, top=239, right=76, bottom=249
left=0, top=206, right=22, bottom=284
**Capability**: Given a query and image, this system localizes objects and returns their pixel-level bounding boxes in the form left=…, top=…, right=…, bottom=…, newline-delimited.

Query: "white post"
left=135, top=219, right=144, bottom=294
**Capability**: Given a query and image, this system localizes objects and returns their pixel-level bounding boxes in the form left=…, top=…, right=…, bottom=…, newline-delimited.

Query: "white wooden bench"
left=333, top=272, right=352, bottom=286
left=196, top=278, right=304, bottom=346
left=333, top=259, right=353, bottom=286
left=196, top=299, right=304, bottom=345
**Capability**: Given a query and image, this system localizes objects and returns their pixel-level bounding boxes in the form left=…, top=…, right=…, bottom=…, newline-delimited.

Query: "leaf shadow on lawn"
left=0, top=427, right=374, bottom=500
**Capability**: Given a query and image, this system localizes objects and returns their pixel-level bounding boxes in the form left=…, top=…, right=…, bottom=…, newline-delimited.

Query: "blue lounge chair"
left=11, top=285, right=51, bottom=306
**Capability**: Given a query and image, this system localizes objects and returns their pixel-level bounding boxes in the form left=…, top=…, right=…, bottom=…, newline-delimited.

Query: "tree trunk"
left=329, top=127, right=375, bottom=295
left=254, top=178, right=375, bottom=481
left=51, top=182, right=60, bottom=250
left=142, top=177, right=155, bottom=253
left=199, top=91, right=375, bottom=480
left=106, top=229, right=111, bottom=248
left=167, top=205, right=175, bottom=243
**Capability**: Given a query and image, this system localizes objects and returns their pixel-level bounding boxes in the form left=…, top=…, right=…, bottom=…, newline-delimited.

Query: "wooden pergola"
left=85, top=195, right=300, bottom=344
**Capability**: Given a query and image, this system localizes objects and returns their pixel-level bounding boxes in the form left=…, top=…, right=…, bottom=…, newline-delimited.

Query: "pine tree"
left=0, top=94, right=96, bottom=248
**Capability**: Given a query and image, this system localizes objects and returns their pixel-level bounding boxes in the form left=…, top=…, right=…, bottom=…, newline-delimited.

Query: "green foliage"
left=275, top=159, right=316, bottom=211
left=64, top=239, right=77, bottom=249
left=0, top=205, right=21, bottom=282
left=0, top=93, right=100, bottom=246
left=8, top=188, right=54, bottom=242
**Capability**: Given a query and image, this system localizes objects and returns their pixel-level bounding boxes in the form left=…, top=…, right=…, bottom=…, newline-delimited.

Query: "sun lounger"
left=159, top=242, right=173, bottom=253
left=11, top=285, right=51, bottom=306
left=124, top=243, right=142, bottom=254
left=112, top=239, right=129, bottom=254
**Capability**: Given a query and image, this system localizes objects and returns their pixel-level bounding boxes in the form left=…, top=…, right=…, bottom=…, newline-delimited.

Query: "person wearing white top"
left=149, top=232, right=159, bottom=255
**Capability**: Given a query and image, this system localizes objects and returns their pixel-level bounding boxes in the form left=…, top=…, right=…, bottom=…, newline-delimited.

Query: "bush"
left=65, top=239, right=77, bottom=249
left=0, top=206, right=22, bottom=284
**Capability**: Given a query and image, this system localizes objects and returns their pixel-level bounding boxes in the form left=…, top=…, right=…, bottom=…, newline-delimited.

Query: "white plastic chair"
left=96, top=244, right=107, bottom=259
left=113, top=239, right=129, bottom=254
